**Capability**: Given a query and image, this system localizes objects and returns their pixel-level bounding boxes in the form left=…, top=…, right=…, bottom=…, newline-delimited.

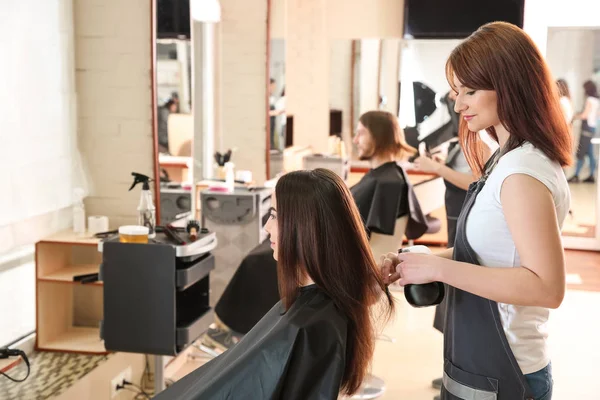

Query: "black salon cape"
left=350, top=162, right=428, bottom=240
left=154, top=285, right=348, bottom=400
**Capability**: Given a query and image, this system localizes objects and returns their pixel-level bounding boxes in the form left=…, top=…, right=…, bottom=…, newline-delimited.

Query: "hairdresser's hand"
left=395, top=253, right=446, bottom=286
left=414, top=156, right=442, bottom=174
left=380, top=253, right=402, bottom=285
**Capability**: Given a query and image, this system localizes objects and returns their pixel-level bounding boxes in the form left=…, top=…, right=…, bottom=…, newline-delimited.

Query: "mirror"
left=154, top=4, right=195, bottom=225
left=268, top=0, right=286, bottom=179
left=329, top=39, right=383, bottom=161
left=546, top=28, right=600, bottom=247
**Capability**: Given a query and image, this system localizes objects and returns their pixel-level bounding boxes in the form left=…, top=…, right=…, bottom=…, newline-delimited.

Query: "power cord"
left=119, top=386, right=151, bottom=399
left=141, top=354, right=154, bottom=394
left=0, top=348, right=31, bottom=383
left=123, top=380, right=151, bottom=399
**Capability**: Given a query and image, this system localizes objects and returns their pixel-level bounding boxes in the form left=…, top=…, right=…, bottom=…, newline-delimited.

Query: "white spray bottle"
left=129, top=172, right=156, bottom=238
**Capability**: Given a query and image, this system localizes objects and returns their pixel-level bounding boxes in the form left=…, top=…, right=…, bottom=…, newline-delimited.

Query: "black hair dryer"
left=399, top=247, right=445, bottom=307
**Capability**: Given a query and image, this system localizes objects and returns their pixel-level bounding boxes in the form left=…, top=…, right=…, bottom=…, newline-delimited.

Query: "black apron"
left=442, top=157, right=536, bottom=400
left=434, top=142, right=468, bottom=332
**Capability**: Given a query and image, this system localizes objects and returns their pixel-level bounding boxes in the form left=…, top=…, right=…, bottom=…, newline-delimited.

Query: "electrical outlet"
left=110, top=366, right=132, bottom=398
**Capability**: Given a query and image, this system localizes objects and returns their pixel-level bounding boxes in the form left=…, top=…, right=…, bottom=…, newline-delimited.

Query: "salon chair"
left=370, top=216, right=409, bottom=262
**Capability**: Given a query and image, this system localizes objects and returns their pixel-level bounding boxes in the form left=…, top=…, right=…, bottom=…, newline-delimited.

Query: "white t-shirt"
left=585, top=96, right=599, bottom=127
left=559, top=96, right=574, bottom=125
left=465, top=142, right=571, bottom=375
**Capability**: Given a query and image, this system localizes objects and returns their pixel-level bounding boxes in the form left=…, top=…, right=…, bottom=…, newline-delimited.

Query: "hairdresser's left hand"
left=414, top=156, right=442, bottom=174
left=395, top=253, right=447, bottom=286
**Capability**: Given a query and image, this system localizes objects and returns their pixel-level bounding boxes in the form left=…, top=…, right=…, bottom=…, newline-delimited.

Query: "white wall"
left=270, top=0, right=286, bottom=40
left=286, top=0, right=330, bottom=154
left=74, top=0, right=154, bottom=229
left=0, top=0, right=79, bottom=346
left=219, top=0, right=268, bottom=182
left=327, top=0, right=404, bottom=39
left=0, top=0, right=80, bottom=250
left=358, top=39, right=381, bottom=117
left=379, top=39, right=401, bottom=116
left=524, top=0, right=600, bottom=58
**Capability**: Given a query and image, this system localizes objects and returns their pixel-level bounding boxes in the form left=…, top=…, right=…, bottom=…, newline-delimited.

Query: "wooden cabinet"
left=35, top=231, right=107, bottom=354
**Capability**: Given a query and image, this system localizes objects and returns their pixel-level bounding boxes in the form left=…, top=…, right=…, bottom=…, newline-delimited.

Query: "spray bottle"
left=129, top=172, right=156, bottom=238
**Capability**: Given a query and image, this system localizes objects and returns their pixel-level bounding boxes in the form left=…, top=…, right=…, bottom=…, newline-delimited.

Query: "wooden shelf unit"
left=35, top=231, right=107, bottom=354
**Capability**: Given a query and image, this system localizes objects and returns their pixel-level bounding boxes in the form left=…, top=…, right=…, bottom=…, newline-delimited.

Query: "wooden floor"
left=565, top=249, right=600, bottom=291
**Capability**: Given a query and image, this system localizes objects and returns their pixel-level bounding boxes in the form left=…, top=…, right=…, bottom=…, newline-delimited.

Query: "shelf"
left=39, top=230, right=100, bottom=246
left=37, top=327, right=106, bottom=354
left=39, top=264, right=101, bottom=285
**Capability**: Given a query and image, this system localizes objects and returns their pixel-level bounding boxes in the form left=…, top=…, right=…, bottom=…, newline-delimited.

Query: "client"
left=154, top=169, right=394, bottom=399
left=206, top=111, right=427, bottom=351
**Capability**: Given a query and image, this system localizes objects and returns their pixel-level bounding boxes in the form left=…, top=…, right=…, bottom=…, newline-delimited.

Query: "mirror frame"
left=151, top=0, right=162, bottom=223
left=265, top=0, right=272, bottom=180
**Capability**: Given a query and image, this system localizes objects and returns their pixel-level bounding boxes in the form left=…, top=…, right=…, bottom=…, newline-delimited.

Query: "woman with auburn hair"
left=382, top=22, right=571, bottom=400
left=155, top=169, right=394, bottom=400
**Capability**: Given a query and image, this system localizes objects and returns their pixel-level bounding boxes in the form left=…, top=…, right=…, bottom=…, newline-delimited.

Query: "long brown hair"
left=445, top=22, right=572, bottom=174
left=275, top=169, right=394, bottom=395
left=359, top=110, right=416, bottom=159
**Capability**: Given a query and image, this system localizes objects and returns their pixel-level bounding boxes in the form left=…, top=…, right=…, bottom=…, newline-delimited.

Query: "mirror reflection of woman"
left=556, top=79, right=573, bottom=134
left=569, top=80, right=599, bottom=183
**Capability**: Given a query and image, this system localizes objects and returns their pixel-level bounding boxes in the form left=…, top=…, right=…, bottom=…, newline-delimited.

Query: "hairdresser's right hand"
left=380, top=253, right=403, bottom=285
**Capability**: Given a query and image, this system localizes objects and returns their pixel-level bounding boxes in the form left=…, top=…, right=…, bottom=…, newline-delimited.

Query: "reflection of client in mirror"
left=155, top=170, right=394, bottom=399
left=204, top=111, right=426, bottom=353
left=269, top=79, right=286, bottom=151
left=157, top=98, right=178, bottom=154
left=569, top=80, right=599, bottom=183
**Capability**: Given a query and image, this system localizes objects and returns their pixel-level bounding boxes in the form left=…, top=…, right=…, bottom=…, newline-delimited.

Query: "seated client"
left=154, top=169, right=394, bottom=399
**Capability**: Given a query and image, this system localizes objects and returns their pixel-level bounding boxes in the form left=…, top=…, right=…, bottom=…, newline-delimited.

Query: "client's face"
left=264, top=194, right=279, bottom=260
left=353, top=122, right=375, bottom=160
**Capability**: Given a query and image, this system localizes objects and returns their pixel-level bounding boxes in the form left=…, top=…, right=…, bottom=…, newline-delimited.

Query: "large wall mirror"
left=336, top=38, right=463, bottom=163
left=154, top=1, right=195, bottom=225
left=268, top=0, right=286, bottom=179
left=330, top=38, right=402, bottom=163
left=546, top=27, right=600, bottom=250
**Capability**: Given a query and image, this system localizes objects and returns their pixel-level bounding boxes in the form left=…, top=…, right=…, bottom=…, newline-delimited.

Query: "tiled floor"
left=0, top=352, right=109, bottom=400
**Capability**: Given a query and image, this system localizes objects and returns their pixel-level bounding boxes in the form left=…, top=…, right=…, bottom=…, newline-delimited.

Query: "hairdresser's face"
left=353, top=122, right=375, bottom=160
left=453, top=76, right=500, bottom=132
left=264, top=193, right=279, bottom=260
